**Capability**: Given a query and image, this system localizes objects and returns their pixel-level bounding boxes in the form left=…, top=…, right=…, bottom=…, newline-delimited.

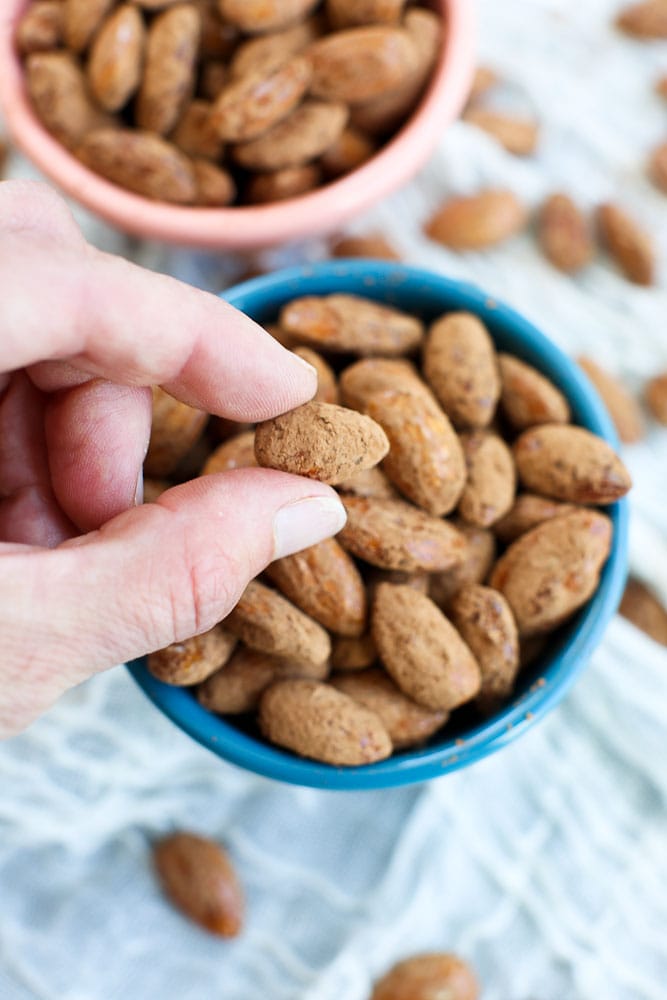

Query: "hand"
left=0, top=181, right=346, bottom=739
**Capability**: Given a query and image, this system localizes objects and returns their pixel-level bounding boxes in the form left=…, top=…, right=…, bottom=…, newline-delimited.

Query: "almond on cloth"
left=466, top=65, right=499, bottom=104
left=538, top=193, right=594, bottom=273
left=497, top=353, right=571, bottom=430
left=372, top=583, right=481, bottom=711
left=371, top=952, right=479, bottom=1000
left=616, top=0, right=667, bottom=38
left=457, top=432, right=516, bottom=528
left=578, top=357, right=644, bottom=443
left=513, top=425, right=632, bottom=504
left=148, top=625, right=236, bottom=686
left=258, top=678, right=392, bottom=764
left=197, top=645, right=328, bottom=714
left=596, top=202, right=655, bottom=286
left=331, top=668, right=447, bottom=749
left=656, top=74, right=667, bottom=99
left=423, top=312, right=501, bottom=429
left=331, top=233, right=400, bottom=260
left=425, top=190, right=527, bottom=251
left=489, top=509, right=613, bottom=636
left=462, top=108, right=539, bottom=156
left=145, top=387, right=208, bottom=476
left=280, top=294, right=423, bottom=356
left=153, top=832, right=244, bottom=937
left=493, top=493, right=576, bottom=544
left=449, top=584, right=520, bottom=713
left=338, top=495, right=468, bottom=573
left=648, top=141, right=667, bottom=194
left=77, top=129, right=198, bottom=203
left=619, top=578, right=667, bottom=646
left=254, top=400, right=389, bottom=484
left=645, top=372, right=667, bottom=424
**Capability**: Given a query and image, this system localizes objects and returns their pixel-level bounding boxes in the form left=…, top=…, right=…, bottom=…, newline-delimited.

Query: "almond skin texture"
left=281, top=295, right=423, bottom=356
left=153, top=833, right=243, bottom=937
left=327, top=0, right=407, bottom=28
left=578, top=357, right=644, bottom=443
left=462, top=108, right=539, bottom=155
left=498, top=353, right=571, bottom=430
left=87, top=5, right=145, bottom=112
left=619, top=578, right=667, bottom=646
left=597, top=202, right=655, bottom=286
left=616, top=1, right=667, bottom=37
left=331, top=233, right=399, bottom=260
left=426, top=190, right=527, bottom=250
left=458, top=432, right=516, bottom=527
left=308, top=25, right=418, bottom=104
left=339, top=496, right=468, bottom=573
left=202, top=431, right=256, bottom=475
left=232, top=99, right=349, bottom=171
left=259, top=679, right=392, bottom=764
left=538, top=193, right=594, bottom=273
left=225, top=580, right=331, bottom=669
left=332, top=668, right=447, bottom=749
left=26, top=52, right=111, bottom=149
left=64, top=0, right=115, bottom=53
left=372, top=584, right=481, bottom=711
left=15, top=2, right=63, bottom=55
left=77, top=129, right=198, bottom=203
left=648, top=142, right=667, bottom=194
left=254, top=400, right=389, bottom=485
left=145, top=387, right=208, bottom=476
left=292, top=347, right=338, bottom=404
left=148, top=625, right=236, bottom=686
left=136, top=4, right=201, bottom=135
left=513, top=425, right=632, bottom=504
left=371, top=952, right=479, bottom=1000
left=210, top=55, right=312, bottom=142
left=266, top=537, right=367, bottom=636
left=217, top=0, right=320, bottom=34
left=429, top=521, right=497, bottom=609
left=645, top=373, right=667, bottom=424
left=489, top=509, right=613, bottom=636
left=493, top=493, right=576, bottom=544
left=423, top=312, right=501, bottom=429
left=449, top=585, right=520, bottom=713
left=365, top=389, right=467, bottom=516
left=337, top=466, right=397, bottom=499
left=197, top=645, right=328, bottom=714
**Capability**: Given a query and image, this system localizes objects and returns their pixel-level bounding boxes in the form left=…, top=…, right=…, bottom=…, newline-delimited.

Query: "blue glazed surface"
left=128, top=261, right=629, bottom=790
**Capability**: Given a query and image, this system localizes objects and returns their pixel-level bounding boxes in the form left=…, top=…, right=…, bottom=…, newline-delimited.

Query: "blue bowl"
left=128, top=261, right=629, bottom=790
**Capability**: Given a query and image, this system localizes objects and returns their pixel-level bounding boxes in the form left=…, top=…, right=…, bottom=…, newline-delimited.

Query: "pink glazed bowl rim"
left=0, top=0, right=475, bottom=249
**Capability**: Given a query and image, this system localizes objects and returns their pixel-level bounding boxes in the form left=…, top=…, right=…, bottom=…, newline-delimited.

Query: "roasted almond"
left=63, top=0, right=115, bottom=53
left=538, top=193, right=594, bottom=273
left=426, top=190, right=527, bottom=250
left=493, top=493, right=576, bottom=544
left=147, top=625, right=236, bottom=686
left=497, top=353, right=571, bottom=430
left=308, top=25, right=419, bottom=104
left=15, top=1, right=63, bottom=55
left=513, top=424, right=632, bottom=504
left=197, top=645, right=328, bottom=714
left=210, top=55, right=312, bottom=142
left=337, top=465, right=398, bottom=499
left=648, top=141, right=667, bottom=194
left=331, top=232, right=399, bottom=260
left=619, top=578, right=667, bottom=646
left=429, top=521, right=497, bottom=610
left=87, top=4, right=145, bottom=112
left=170, top=100, right=224, bottom=160
left=281, top=295, right=423, bottom=356
left=331, top=633, right=378, bottom=671
left=77, top=129, right=198, bottom=203
left=232, top=99, right=349, bottom=171
left=292, top=347, right=338, bottom=403
left=136, top=4, right=201, bottom=135
left=645, top=372, right=667, bottom=424
left=245, top=164, right=321, bottom=203
left=466, top=65, right=499, bottom=104
left=254, top=400, right=389, bottom=484
left=145, top=386, right=208, bottom=476
left=462, top=108, right=539, bottom=156
left=616, top=1, right=667, bottom=38
left=326, top=0, right=407, bottom=28
left=202, top=431, right=256, bottom=475
left=26, top=51, right=111, bottom=149
left=320, top=127, right=377, bottom=178
left=578, top=357, right=644, bottom=443
left=193, top=159, right=236, bottom=205
left=449, top=585, right=520, bottom=713
left=597, top=202, right=655, bottom=286
left=229, top=18, right=319, bottom=77
left=371, top=953, right=479, bottom=1000
left=458, top=431, right=516, bottom=528
left=423, top=311, right=501, bottom=429
left=217, top=0, right=320, bottom=34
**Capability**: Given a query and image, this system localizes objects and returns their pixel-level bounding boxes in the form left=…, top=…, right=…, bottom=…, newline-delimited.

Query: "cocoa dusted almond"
left=197, top=645, right=328, bottom=715
left=148, top=625, right=236, bottom=686
left=493, top=493, right=576, bottom=544
left=449, top=585, right=520, bottom=713
left=457, top=432, right=516, bottom=528
left=201, top=431, right=256, bottom=475
left=144, top=386, right=208, bottom=476
left=423, top=312, right=501, bottom=429
left=217, top=0, right=320, bottom=34
left=497, top=353, right=571, bottom=430
left=281, top=295, right=423, bottom=356
left=291, top=347, right=338, bottom=404
left=429, top=521, right=497, bottom=610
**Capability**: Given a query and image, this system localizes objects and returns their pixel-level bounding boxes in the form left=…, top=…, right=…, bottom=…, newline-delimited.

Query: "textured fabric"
left=1, top=1, right=666, bottom=998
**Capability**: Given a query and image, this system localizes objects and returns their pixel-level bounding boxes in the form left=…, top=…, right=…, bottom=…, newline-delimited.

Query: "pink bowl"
left=0, top=1, right=475, bottom=250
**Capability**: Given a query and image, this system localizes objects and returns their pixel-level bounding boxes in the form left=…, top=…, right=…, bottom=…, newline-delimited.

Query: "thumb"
left=0, top=471, right=346, bottom=738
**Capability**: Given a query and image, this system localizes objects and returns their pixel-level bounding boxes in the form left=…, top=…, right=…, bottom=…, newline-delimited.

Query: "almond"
left=619, top=578, right=667, bottom=646
left=217, top=0, right=320, bottom=34
left=15, top=1, right=63, bottom=55
left=597, top=202, right=655, bottom=286
left=466, top=65, right=499, bottom=104
left=229, top=18, right=320, bottom=77
left=142, top=478, right=171, bottom=503
left=616, top=1, right=667, bottom=38
left=513, top=425, right=632, bottom=504
left=136, top=4, right=201, bottom=135
left=429, top=521, right=497, bottom=610
left=337, top=466, right=398, bottom=499
left=426, top=190, right=527, bottom=250
left=281, top=296, right=423, bottom=356
left=145, top=386, right=208, bottom=475
left=245, top=164, right=321, bottom=203
left=331, top=668, right=447, bottom=749
left=656, top=74, right=667, bottom=99
left=648, top=141, right=667, bottom=194
left=225, top=580, right=331, bottom=669
left=320, top=127, right=377, bottom=178
left=201, top=431, right=256, bottom=475
left=78, top=128, right=198, bottom=203
left=63, top=0, right=115, bottom=53
left=193, top=159, right=236, bottom=205
left=326, top=0, right=407, bottom=29
left=170, top=100, right=224, bottom=160
left=87, top=5, right=145, bottom=112
left=26, top=51, right=111, bottom=149
left=538, top=193, right=594, bottom=273
left=266, top=537, right=367, bottom=636
left=458, top=431, right=516, bottom=527
left=196, top=0, right=238, bottom=59
left=147, top=625, right=236, bottom=686
left=449, top=585, right=520, bottom=713
left=340, top=358, right=426, bottom=408
left=258, top=678, right=392, bottom=764
left=199, top=59, right=228, bottom=100
left=331, top=633, right=377, bottom=671
left=232, top=99, right=349, bottom=171
left=339, top=495, right=468, bottom=573
left=371, top=953, right=479, bottom=1000
left=493, top=493, right=576, bottom=544
left=291, top=347, right=338, bottom=404
left=197, top=645, right=328, bottom=714
left=578, top=357, right=644, bottom=443
left=489, top=509, right=613, bottom=636
left=210, top=55, right=312, bottom=142
left=423, top=312, right=501, bottom=429
left=153, top=833, right=243, bottom=937
left=254, top=400, right=389, bottom=484
left=372, top=583, right=481, bottom=711
left=308, top=25, right=419, bottom=104
left=645, top=372, right=667, bottom=424
left=497, top=352, right=571, bottom=430
left=462, top=108, right=539, bottom=155
left=331, top=233, right=399, bottom=260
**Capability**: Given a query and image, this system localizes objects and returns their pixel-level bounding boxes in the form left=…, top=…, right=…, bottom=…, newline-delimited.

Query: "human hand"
left=0, top=181, right=346, bottom=739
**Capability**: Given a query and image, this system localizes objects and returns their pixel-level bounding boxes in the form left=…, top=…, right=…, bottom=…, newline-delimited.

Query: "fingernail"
left=134, top=472, right=144, bottom=506
left=273, top=495, right=347, bottom=560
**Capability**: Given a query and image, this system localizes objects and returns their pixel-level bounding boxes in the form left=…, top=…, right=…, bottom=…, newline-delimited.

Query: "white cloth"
left=1, top=2, right=667, bottom=998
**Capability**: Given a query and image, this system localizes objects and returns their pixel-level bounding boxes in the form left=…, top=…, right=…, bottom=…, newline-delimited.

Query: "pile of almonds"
left=16, top=0, right=443, bottom=206
left=145, top=291, right=633, bottom=767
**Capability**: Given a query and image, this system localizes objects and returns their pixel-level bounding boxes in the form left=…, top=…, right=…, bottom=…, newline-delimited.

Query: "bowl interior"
left=127, top=261, right=628, bottom=790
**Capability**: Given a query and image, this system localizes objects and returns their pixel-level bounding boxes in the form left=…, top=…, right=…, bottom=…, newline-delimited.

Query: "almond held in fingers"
left=426, top=190, right=527, bottom=251
left=489, top=509, right=613, bottom=636
left=339, top=496, right=468, bottom=573
left=372, top=583, right=481, bottom=712
left=280, top=295, right=423, bottom=356
left=153, top=833, right=244, bottom=937
left=538, top=193, right=594, bottom=273
left=423, top=312, right=501, bottom=429
left=259, top=678, right=392, bottom=764
left=254, top=400, right=389, bottom=485
left=513, top=425, right=632, bottom=504
left=497, top=353, right=571, bottom=430
left=449, top=585, right=520, bottom=713
left=148, top=625, right=236, bottom=686
left=136, top=4, right=202, bottom=135
left=645, top=372, right=667, bottom=424
left=597, top=202, right=655, bottom=286
left=578, top=357, right=644, bottom=443
left=462, top=108, right=539, bottom=156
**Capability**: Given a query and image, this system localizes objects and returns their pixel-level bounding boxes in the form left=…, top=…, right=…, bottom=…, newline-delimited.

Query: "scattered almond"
left=538, top=193, right=594, bottom=273
left=619, top=578, right=667, bottom=645
left=578, top=356, right=644, bottom=443
left=426, top=190, right=527, bottom=251
left=648, top=141, right=667, bottom=194
left=597, top=202, right=655, bottom=286
left=147, top=625, right=236, bottom=686
left=498, top=352, right=571, bottom=430
left=331, top=233, right=400, bottom=260
left=616, top=0, right=667, bottom=38
left=462, top=108, right=539, bottom=155
left=371, top=952, right=479, bottom=1000
left=645, top=372, right=667, bottom=423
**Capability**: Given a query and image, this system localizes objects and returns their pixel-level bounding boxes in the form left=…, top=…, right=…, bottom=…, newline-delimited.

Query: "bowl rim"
left=127, top=260, right=629, bottom=791
left=0, top=0, right=475, bottom=249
